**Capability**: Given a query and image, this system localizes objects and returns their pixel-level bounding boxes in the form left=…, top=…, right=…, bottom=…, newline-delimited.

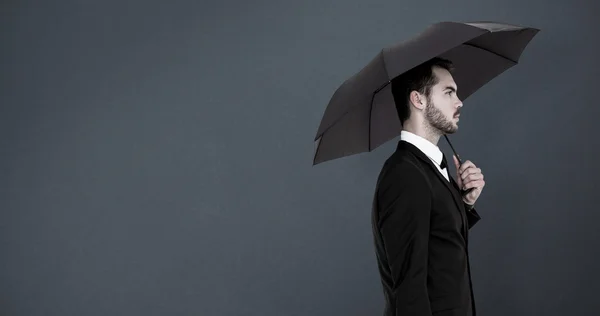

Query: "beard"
left=424, top=99, right=458, bottom=135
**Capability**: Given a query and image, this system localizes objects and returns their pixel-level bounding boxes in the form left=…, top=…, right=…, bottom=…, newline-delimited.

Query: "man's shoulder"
left=377, top=151, right=430, bottom=188
left=374, top=154, right=433, bottom=210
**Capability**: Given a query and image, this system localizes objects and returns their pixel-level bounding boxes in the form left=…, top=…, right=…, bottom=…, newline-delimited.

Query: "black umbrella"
left=313, top=21, right=540, bottom=170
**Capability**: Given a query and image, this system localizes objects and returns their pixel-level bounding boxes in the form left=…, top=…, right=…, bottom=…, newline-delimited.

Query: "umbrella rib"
left=368, top=91, right=374, bottom=151
left=316, top=80, right=390, bottom=143
left=462, top=42, right=518, bottom=64
left=368, top=79, right=392, bottom=151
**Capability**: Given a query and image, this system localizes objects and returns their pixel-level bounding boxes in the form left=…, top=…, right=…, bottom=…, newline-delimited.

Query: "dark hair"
left=391, top=57, right=454, bottom=125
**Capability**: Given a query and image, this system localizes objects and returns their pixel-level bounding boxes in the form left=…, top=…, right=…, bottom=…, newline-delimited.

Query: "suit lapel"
left=398, top=141, right=468, bottom=239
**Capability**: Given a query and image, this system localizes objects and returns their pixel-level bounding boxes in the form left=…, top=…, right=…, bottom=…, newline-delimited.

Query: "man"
left=371, top=57, right=486, bottom=316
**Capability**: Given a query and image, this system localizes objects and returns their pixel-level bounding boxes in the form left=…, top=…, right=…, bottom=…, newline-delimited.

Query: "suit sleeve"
left=377, top=165, right=432, bottom=316
left=464, top=204, right=481, bottom=229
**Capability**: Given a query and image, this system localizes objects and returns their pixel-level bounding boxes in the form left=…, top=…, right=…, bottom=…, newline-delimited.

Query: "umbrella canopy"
left=313, top=21, right=539, bottom=165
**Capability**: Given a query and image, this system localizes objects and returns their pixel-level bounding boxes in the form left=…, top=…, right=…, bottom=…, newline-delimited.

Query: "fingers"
left=457, top=160, right=485, bottom=204
left=453, top=155, right=460, bottom=169
left=460, top=168, right=483, bottom=182
left=463, top=179, right=485, bottom=190
left=459, top=160, right=476, bottom=174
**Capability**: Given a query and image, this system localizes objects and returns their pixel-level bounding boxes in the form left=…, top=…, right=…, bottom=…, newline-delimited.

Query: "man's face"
left=424, top=67, right=463, bottom=134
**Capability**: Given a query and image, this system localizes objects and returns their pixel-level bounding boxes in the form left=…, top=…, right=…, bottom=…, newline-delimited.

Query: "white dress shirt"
left=400, top=130, right=449, bottom=182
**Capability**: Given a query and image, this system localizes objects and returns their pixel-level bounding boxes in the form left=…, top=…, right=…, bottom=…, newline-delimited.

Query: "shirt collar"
left=400, top=130, right=444, bottom=167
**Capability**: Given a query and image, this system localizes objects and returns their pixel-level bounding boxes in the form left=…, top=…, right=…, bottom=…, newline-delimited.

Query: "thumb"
left=453, top=154, right=460, bottom=168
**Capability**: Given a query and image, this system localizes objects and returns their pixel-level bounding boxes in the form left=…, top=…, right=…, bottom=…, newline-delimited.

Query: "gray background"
left=1, top=0, right=598, bottom=315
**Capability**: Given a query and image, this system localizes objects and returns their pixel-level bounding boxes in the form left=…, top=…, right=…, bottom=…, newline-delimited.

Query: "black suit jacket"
left=371, top=140, right=481, bottom=316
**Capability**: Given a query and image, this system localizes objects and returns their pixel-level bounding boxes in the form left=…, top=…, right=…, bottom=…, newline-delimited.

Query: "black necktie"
left=440, top=153, right=448, bottom=170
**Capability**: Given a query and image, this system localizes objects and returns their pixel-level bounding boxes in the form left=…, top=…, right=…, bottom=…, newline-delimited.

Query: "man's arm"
left=377, top=164, right=432, bottom=315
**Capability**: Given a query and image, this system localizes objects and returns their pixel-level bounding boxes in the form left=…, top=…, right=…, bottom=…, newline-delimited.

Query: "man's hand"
left=453, top=155, right=485, bottom=206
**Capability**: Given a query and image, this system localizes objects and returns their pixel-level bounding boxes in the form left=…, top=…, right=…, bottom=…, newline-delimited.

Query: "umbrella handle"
left=443, top=135, right=475, bottom=197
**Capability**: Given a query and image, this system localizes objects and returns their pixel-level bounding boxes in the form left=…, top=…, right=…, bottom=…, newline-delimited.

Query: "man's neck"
left=402, top=121, right=441, bottom=146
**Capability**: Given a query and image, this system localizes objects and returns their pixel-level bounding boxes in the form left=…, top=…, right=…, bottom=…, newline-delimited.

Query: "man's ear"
left=409, top=91, right=425, bottom=110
